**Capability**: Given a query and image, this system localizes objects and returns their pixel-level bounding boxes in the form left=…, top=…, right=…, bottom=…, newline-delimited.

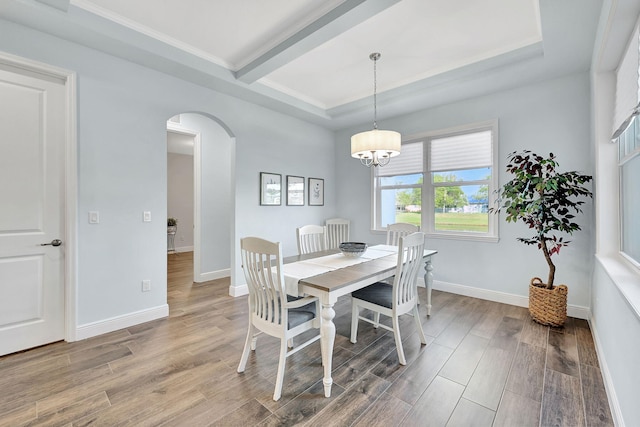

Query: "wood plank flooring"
left=0, top=252, right=614, bottom=426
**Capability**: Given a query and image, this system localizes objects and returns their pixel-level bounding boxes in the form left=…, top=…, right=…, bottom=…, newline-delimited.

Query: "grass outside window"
left=395, top=212, right=489, bottom=232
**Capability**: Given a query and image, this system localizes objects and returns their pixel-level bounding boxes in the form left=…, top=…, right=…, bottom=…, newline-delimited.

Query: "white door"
left=0, top=63, right=67, bottom=356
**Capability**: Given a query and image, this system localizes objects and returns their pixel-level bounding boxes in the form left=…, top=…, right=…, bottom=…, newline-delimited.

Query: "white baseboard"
left=430, top=279, right=591, bottom=320
left=195, top=268, right=230, bottom=283
left=229, top=283, right=248, bottom=297
left=75, top=304, right=169, bottom=341
left=231, top=275, right=591, bottom=318
left=174, top=245, right=193, bottom=253
left=588, top=317, right=624, bottom=427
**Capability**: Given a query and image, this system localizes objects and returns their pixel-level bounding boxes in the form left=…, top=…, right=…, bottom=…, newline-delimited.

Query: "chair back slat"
left=296, top=225, right=326, bottom=254
left=241, top=237, right=286, bottom=326
left=386, top=222, right=420, bottom=246
left=392, top=232, right=426, bottom=307
left=325, top=218, right=350, bottom=249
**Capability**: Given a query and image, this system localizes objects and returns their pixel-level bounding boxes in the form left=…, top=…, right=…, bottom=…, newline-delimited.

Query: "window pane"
left=621, top=154, right=640, bottom=263
left=432, top=185, right=488, bottom=232
left=431, top=168, right=491, bottom=182
left=380, top=187, right=421, bottom=228
left=380, top=173, right=423, bottom=186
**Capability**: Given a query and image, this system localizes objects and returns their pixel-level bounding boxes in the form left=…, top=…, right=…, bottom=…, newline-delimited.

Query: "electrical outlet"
left=142, top=280, right=151, bottom=292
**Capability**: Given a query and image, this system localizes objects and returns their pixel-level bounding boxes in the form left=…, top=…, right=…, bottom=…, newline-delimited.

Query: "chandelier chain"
left=371, top=52, right=379, bottom=130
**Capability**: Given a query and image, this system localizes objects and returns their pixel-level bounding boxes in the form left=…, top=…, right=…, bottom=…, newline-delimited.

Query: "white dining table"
left=282, top=244, right=437, bottom=398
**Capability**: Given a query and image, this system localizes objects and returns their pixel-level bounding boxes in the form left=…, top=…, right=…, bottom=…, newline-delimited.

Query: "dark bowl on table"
left=339, top=242, right=368, bottom=258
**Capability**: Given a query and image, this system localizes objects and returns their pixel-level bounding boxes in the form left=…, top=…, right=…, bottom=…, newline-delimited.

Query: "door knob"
left=41, top=239, right=62, bottom=247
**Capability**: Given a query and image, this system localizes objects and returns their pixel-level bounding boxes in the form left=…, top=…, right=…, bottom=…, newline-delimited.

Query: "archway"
left=166, top=112, right=235, bottom=292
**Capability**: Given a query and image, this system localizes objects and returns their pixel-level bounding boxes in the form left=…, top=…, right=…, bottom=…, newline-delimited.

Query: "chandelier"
left=351, top=52, right=401, bottom=167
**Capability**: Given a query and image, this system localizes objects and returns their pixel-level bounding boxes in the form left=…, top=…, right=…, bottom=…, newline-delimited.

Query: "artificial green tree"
left=491, top=151, right=593, bottom=289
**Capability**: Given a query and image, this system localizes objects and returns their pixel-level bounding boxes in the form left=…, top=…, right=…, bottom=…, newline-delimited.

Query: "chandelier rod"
left=370, top=52, right=380, bottom=130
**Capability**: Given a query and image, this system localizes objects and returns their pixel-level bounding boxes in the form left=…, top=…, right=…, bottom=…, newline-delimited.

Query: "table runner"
left=282, top=244, right=398, bottom=296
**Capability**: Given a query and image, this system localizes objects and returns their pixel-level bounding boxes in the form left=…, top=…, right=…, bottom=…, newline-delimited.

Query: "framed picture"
left=286, top=175, right=305, bottom=206
left=260, top=172, right=281, bottom=206
left=308, top=177, right=324, bottom=206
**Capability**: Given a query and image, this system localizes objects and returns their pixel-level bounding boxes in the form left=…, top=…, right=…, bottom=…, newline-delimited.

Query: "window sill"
left=371, top=229, right=499, bottom=243
left=595, top=253, right=640, bottom=321
left=425, top=232, right=499, bottom=243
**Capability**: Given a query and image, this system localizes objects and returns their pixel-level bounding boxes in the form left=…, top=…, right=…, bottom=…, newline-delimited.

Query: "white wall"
left=167, top=152, right=194, bottom=251
left=0, top=18, right=335, bottom=327
left=335, top=72, right=594, bottom=312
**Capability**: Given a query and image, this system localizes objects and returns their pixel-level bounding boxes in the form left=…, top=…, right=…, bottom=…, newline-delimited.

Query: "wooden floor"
left=0, top=252, right=613, bottom=426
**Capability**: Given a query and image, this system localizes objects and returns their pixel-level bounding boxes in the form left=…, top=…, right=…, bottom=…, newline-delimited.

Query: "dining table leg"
left=320, top=302, right=336, bottom=397
left=424, top=256, right=434, bottom=316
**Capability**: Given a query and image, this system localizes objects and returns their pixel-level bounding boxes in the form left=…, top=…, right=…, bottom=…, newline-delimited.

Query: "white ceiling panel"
left=259, top=0, right=541, bottom=108
left=74, top=0, right=347, bottom=68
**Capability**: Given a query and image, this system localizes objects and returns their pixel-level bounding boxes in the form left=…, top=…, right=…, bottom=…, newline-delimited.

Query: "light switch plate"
left=143, top=211, right=151, bottom=222
left=89, top=211, right=99, bottom=224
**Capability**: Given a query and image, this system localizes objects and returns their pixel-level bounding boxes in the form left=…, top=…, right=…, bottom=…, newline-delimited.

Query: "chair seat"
left=351, top=282, right=393, bottom=309
left=286, top=295, right=317, bottom=328
left=288, top=309, right=315, bottom=329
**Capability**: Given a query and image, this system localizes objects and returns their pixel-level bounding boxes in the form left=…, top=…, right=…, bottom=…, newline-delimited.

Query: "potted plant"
left=167, top=217, right=178, bottom=234
left=490, top=151, right=592, bottom=326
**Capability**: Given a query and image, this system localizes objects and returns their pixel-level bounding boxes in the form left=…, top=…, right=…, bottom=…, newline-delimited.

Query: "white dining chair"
left=386, top=222, right=420, bottom=246
left=237, top=237, right=321, bottom=401
left=350, top=232, right=427, bottom=365
left=325, top=218, right=350, bottom=249
left=377, top=222, right=423, bottom=326
left=296, top=224, right=326, bottom=255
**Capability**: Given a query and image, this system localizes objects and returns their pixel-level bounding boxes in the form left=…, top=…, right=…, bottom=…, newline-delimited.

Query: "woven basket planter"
left=528, top=277, right=568, bottom=327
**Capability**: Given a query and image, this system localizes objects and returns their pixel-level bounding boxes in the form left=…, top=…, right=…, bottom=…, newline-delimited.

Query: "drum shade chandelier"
left=351, top=52, right=401, bottom=167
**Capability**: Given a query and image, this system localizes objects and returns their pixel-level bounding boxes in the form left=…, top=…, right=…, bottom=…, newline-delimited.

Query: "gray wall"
left=167, top=152, right=194, bottom=251
left=591, top=261, right=640, bottom=425
left=0, top=18, right=335, bottom=325
left=589, top=1, right=640, bottom=423
left=335, top=72, right=594, bottom=310
left=177, top=113, right=232, bottom=276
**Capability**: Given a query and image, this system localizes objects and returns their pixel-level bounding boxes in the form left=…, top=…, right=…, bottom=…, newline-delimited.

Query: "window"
left=618, top=115, right=640, bottom=267
left=375, top=142, right=423, bottom=229
left=612, top=21, right=640, bottom=269
left=374, top=121, right=499, bottom=241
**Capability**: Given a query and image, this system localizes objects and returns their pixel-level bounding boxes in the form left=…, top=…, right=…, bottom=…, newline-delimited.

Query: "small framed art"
left=308, top=177, right=324, bottom=206
left=286, top=175, right=305, bottom=206
left=260, top=172, right=281, bottom=206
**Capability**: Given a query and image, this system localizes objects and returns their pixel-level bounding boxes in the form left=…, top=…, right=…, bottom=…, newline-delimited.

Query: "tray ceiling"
left=0, top=0, right=602, bottom=129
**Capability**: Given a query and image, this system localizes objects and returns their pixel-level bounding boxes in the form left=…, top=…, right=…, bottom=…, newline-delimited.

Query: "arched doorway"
left=166, top=112, right=235, bottom=293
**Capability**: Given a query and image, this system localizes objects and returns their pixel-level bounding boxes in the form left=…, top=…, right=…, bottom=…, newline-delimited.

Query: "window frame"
left=617, top=114, right=640, bottom=270
left=372, top=120, right=499, bottom=242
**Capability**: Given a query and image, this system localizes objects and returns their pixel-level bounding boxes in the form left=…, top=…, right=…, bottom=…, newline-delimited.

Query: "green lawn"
left=395, top=212, right=488, bottom=232
left=395, top=212, right=421, bottom=226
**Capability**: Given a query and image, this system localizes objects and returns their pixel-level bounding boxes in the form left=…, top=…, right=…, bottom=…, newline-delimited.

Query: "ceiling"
left=0, top=0, right=602, bottom=129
